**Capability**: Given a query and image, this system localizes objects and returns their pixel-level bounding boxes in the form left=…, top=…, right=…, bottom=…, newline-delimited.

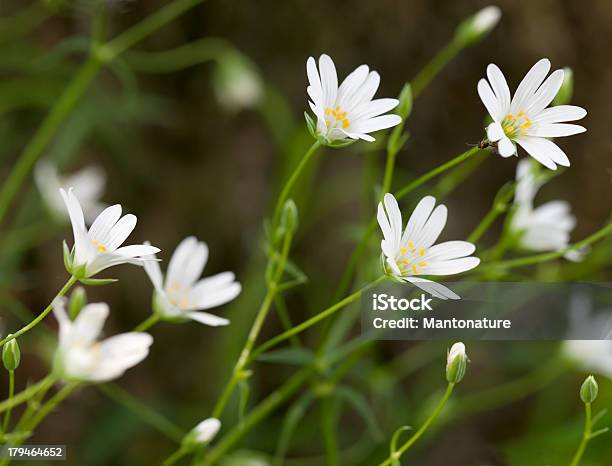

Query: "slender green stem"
left=395, top=147, right=483, bottom=200
left=467, top=183, right=516, bottom=243
left=0, top=375, right=56, bottom=416
left=1, top=371, right=15, bottom=434
left=570, top=402, right=592, bottom=466
left=378, top=383, right=455, bottom=466
left=133, top=313, right=162, bottom=332
left=480, top=222, right=612, bottom=272
left=411, top=40, right=462, bottom=97
left=100, top=0, right=205, bottom=60
left=211, top=227, right=294, bottom=419
left=251, top=277, right=385, bottom=361
left=0, top=276, right=76, bottom=348
left=126, top=37, right=230, bottom=74
left=164, top=447, right=189, bottom=466
left=321, top=396, right=340, bottom=466
left=271, top=141, right=321, bottom=231
left=98, top=383, right=185, bottom=443
left=199, top=368, right=314, bottom=466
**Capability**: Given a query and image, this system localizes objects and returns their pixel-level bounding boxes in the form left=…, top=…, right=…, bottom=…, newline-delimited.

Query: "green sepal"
left=79, top=278, right=118, bottom=286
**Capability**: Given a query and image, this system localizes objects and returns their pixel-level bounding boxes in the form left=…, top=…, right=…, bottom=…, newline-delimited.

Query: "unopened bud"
left=455, top=6, right=502, bottom=46
left=3, top=337, right=21, bottom=371
left=68, top=287, right=87, bottom=320
left=183, top=418, right=221, bottom=448
left=580, top=375, right=598, bottom=404
left=446, top=342, right=468, bottom=384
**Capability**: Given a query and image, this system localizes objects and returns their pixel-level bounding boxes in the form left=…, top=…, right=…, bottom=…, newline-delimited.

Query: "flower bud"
left=213, top=51, right=263, bottom=113
left=553, top=67, right=574, bottom=106
left=446, top=342, right=468, bottom=384
left=280, top=199, right=299, bottom=236
left=68, top=287, right=87, bottom=320
left=455, top=6, right=502, bottom=46
left=2, top=337, right=21, bottom=371
left=182, top=418, right=221, bottom=449
left=580, top=375, right=598, bottom=404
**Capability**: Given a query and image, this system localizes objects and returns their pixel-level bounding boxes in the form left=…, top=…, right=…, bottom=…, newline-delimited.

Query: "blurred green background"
left=0, top=0, right=611, bottom=465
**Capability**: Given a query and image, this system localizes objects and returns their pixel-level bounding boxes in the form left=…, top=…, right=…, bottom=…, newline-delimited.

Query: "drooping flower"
left=306, top=54, right=401, bottom=144
left=478, top=58, right=587, bottom=169
left=143, top=236, right=241, bottom=326
left=377, top=193, right=480, bottom=299
left=511, top=159, right=584, bottom=261
left=35, top=160, right=106, bottom=223
left=52, top=297, right=153, bottom=382
left=61, top=188, right=160, bottom=278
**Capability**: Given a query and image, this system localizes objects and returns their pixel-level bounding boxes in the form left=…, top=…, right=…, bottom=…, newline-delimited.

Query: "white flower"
left=564, top=341, right=612, bottom=379
left=511, top=160, right=584, bottom=261
left=143, top=236, right=241, bottom=326
left=377, top=193, right=480, bottom=300
left=35, top=160, right=106, bottom=223
left=60, top=188, right=160, bottom=278
left=52, top=298, right=153, bottom=382
left=470, top=6, right=502, bottom=35
left=307, top=54, right=401, bottom=143
left=190, top=418, right=221, bottom=444
left=478, top=58, right=587, bottom=170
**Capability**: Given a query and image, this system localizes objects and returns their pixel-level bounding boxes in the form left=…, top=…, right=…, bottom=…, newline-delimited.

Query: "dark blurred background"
left=1, top=0, right=612, bottom=465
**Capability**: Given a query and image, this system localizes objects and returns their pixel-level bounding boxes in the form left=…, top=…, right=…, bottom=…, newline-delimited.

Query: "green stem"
left=411, top=40, right=462, bottom=97
left=0, top=276, right=76, bottom=348
left=570, top=402, right=591, bottom=466
left=199, top=368, right=314, bottom=466
left=251, top=277, right=385, bottom=361
left=0, top=375, right=56, bottom=416
left=271, top=141, right=321, bottom=231
left=98, top=383, right=185, bottom=443
left=100, top=0, right=205, bottom=60
left=480, top=222, right=612, bottom=272
left=379, top=383, right=455, bottom=466
left=1, top=371, right=15, bottom=434
left=395, top=146, right=483, bottom=200
left=163, top=447, right=189, bottom=466
left=133, top=313, right=162, bottom=332
left=125, top=37, right=230, bottom=74
left=211, top=227, right=294, bottom=419
left=467, top=183, right=516, bottom=243
left=321, top=396, right=340, bottom=466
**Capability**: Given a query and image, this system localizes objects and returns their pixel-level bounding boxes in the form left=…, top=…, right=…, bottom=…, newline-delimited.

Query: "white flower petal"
left=319, top=54, right=338, bottom=109
left=486, top=122, right=504, bottom=142
left=306, top=57, right=323, bottom=107
left=71, top=303, right=109, bottom=347
left=533, top=105, right=587, bottom=124
left=478, top=79, right=504, bottom=122
left=529, top=123, right=586, bottom=138
left=88, top=204, right=122, bottom=244
left=516, top=136, right=569, bottom=169
left=510, top=58, right=551, bottom=112
left=188, top=281, right=242, bottom=311
left=142, top=243, right=163, bottom=291
left=114, top=244, right=161, bottom=258
left=414, top=204, right=447, bottom=248
left=350, top=114, right=402, bottom=134
left=165, top=236, right=199, bottom=288
left=336, top=64, right=370, bottom=106
left=487, top=63, right=511, bottom=113
left=187, top=311, right=230, bottom=327
left=424, top=257, right=481, bottom=275
left=527, top=69, right=564, bottom=115
left=106, top=214, right=137, bottom=251
left=404, top=277, right=460, bottom=300
left=424, top=241, right=476, bottom=262
left=498, top=137, right=516, bottom=157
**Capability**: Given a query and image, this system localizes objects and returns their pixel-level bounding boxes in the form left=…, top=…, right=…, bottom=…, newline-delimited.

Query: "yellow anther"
left=400, top=248, right=407, bottom=255
left=408, top=242, right=413, bottom=247
left=402, top=259, right=408, bottom=265
left=342, top=119, right=349, bottom=128
left=418, top=261, right=427, bottom=267
left=92, top=240, right=107, bottom=252
left=419, top=248, right=425, bottom=256
left=411, top=265, right=418, bottom=274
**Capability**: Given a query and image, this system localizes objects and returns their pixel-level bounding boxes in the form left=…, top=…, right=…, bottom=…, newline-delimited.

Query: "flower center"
left=92, top=240, right=107, bottom=252
left=166, top=281, right=190, bottom=310
left=325, top=105, right=350, bottom=129
left=501, top=111, right=532, bottom=138
left=397, top=241, right=428, bottom=275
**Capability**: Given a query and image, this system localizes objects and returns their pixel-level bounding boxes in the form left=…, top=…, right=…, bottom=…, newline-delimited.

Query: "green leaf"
left=390, top=425, right=412, bottom=456
left=79, top=278, right=118, bottom=286
left=335, top=385, right=383, bottom=441
left=255, top=347, right=314, bottom=366
left=274, top=392, right=315, bottom=463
